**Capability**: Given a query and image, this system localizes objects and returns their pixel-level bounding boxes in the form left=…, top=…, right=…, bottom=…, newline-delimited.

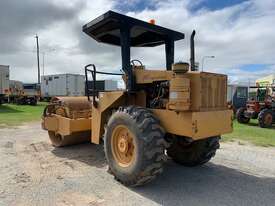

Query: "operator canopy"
left=82, top=10, right=185, bottom=47
left=82, top=10, right=186, bottom=91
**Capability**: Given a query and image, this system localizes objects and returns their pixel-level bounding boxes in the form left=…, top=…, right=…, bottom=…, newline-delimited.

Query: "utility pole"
left=35, top=35, right=40, bottom=84
left=42, top=52, right=45, bottom=76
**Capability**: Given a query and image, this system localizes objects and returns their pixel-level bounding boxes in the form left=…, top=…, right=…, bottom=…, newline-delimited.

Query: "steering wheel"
left=130, top=59, right=143, bottom=67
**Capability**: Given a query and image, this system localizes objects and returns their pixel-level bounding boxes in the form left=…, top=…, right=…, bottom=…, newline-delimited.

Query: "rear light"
left=149, top=19, right=155, bottom=24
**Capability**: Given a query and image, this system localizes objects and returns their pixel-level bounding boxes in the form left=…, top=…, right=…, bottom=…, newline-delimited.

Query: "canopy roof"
left=82, top=10, right=185, bottom=47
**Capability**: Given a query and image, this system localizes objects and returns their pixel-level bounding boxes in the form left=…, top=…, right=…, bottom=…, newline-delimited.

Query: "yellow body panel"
left=42, top=70, right=232, bottom=145
left=153, top=109, right=233, bottom=140
left=42, top=115, right=91, bottom=136
left=167, top=74, right=190, bottom=111
left=185, top=72, right=227, bottom=111
left=43, top=108, right=232, bottom=142
left=134, top=69, right=174, bottom=83
left=134, top=69, right=227, bottom=111
left=91, top=91, right=125, bottom=144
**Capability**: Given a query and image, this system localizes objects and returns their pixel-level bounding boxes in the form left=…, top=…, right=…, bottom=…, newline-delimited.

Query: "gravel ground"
left=0, top=122, right=274, bottom=206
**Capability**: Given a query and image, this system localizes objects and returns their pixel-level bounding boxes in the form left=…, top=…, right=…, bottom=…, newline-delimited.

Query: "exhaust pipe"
left=190, top=30, right=196, bottom=71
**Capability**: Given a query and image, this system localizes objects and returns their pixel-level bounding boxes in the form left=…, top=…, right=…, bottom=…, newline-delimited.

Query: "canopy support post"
left=165, top=39, right=175, bottom=70
left=120, top=25, right=135, bottom=91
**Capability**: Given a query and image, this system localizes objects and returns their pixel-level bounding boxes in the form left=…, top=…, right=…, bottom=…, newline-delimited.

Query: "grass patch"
left=1, top=103, right=274, bottom=147
left=0, top=102, right=47, bottom=126
left=222, top=119, right=275, bottom=147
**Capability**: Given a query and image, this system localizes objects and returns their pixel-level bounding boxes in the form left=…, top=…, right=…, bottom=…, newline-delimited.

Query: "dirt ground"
left=0, top=122, right=275, bottom=206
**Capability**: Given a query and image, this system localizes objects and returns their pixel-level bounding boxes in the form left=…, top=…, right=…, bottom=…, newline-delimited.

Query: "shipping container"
left=41, top=74, right=85, bottom=98
left=0, top=65, right=10, bottom=103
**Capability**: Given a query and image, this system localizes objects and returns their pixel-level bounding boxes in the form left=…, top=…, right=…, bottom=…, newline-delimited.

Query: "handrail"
left=84, top=64, right=123, bottom=108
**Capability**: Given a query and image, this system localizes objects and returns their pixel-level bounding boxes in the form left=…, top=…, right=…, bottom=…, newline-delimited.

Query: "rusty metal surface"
left=50, top=96, right=92, bottom=119
left=51, top=96, right=91, bottom=111
left=41, top=96, right=92, bottom=146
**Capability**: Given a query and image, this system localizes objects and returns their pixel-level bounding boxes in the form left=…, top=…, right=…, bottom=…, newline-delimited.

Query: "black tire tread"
left=258, top=108, right=273, bottom=128
left=236, top=107, right=250, bottom=124
left=167, top=136, right=220, bottom=167
left=105, top=106, right=168, bottom=186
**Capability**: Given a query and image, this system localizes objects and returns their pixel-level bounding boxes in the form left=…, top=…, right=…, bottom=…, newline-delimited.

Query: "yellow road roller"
left=42, top=10, right=233, bottom=186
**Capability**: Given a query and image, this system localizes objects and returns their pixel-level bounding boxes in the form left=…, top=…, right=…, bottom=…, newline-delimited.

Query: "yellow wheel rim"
left=111, top=125, right=135, bottom=167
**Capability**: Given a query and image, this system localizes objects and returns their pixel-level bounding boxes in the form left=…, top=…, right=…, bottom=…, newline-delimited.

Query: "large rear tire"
left=167, top=136, right=220, bottom=167
left=258, top=109, right=273, bottom=128
left=236, top=107, right=250, bottom=124
left=104, top=106, right=168, bottom=186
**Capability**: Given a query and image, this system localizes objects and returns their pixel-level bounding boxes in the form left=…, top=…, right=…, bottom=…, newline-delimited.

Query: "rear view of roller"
left=41, top=11, right=233, bottom=187
left=42, top=97, right=92, bottom=147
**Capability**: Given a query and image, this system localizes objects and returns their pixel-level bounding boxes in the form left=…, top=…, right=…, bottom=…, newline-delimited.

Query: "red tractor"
left=236, top=85, right=275, bottom=128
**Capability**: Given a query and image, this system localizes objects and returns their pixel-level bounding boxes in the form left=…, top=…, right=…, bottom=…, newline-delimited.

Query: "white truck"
left=41, top=74, right=86, bottom=100
left=0, top=65, right=10, bottom=104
